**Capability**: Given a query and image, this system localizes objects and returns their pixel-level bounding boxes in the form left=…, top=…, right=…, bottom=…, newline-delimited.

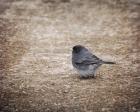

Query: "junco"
left=72, top=45, right=115, bottom=78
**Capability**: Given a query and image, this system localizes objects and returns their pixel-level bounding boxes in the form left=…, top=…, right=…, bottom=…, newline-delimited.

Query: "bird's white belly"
left=76, top=65, right=95, bottom=77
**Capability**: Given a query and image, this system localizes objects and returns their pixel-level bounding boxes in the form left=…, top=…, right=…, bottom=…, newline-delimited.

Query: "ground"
left=0, top=0, right=140, bottom=112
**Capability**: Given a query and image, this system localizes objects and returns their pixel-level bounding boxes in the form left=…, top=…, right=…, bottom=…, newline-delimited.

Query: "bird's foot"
left=79, top=75, right=96, bottom=79
left=90, top=75, right=96, bottom=79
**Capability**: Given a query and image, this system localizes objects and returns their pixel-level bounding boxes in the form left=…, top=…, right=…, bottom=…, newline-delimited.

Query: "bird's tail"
left=103, top=61, right=116, bottom=64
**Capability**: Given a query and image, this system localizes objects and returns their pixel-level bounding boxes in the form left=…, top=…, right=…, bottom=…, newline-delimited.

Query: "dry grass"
left=0, top=0, right=139, bottom=112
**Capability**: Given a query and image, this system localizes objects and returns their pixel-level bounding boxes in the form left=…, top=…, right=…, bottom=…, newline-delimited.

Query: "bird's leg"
left=90, top=75, right=94, bottom=78
left=79, top=76, right=90, bottom=79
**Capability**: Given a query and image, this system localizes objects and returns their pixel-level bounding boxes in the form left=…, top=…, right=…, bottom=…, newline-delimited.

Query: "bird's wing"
left=75, top=52, right=102, bottom=65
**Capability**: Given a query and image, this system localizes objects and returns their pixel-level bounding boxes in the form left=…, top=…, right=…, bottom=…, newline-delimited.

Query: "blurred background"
left=0, top=0, right=139, bottom=112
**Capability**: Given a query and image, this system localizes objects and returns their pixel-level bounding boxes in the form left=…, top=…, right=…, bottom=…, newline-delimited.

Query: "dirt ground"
left=0, top=0, right=140, bottom=112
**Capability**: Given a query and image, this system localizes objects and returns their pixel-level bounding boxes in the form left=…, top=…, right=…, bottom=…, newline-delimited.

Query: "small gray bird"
left=72, top=45, right=115, bottom=78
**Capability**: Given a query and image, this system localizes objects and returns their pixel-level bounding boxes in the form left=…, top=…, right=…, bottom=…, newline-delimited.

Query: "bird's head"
left=72, top=45, right=87, bottom=54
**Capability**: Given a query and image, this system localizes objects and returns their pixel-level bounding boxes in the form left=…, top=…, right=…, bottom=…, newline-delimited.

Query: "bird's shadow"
left=78, top=76, right=97, bottom=80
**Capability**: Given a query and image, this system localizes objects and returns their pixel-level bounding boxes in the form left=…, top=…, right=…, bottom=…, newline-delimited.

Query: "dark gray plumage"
left=72, top=45, right=115, bottom=78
